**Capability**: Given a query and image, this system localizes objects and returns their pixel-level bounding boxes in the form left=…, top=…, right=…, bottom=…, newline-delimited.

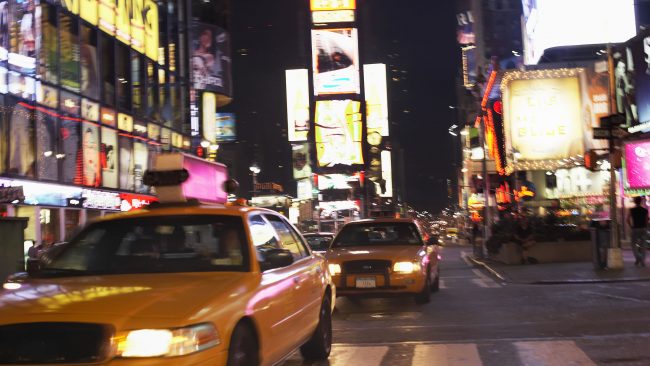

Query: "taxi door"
left=247, top=214, right=300, bottom=363
left=265, top=214, right=323, bottom=342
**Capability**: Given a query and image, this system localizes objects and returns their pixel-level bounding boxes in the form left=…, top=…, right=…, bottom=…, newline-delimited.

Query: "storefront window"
left=17, top=206, right=37, bottom=244
left=40, top=207, right=60, bottom=245
left=86, top=209, right=102, bottom=222
left=39, top=3, right=58, bottom=84
left=8, top=99, right=35, bottom=177
left=132, top=53, right=144, bottom=116
left=64, top=208, right=80, bottom=240
left=101, top=35, right=115, bottom=106
left=116, top=44, right=131, bottom=110
left=118, top=135, right=134, bottom=190
left=59, top=12, right=80, bottom=92
left=80, top=24, right=99, bottom=101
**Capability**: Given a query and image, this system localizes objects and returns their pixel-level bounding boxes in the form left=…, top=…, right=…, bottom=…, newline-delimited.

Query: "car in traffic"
left=0, top=155, right=335, bottom=366
left=325, top=218, right=440, bottom=304
left=303, top=232, right=335, bottom=254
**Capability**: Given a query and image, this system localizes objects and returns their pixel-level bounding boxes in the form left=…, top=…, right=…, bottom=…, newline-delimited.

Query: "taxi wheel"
left=430, top=268, right=440, bottom=293
left=415, top=270, right=431, bottom=304
left=300, top=297, right=332, bottom=360
left=227, top=322, right=259, bottom=366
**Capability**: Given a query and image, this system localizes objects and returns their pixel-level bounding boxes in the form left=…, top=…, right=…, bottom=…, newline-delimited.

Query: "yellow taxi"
left=325, top=218, right=440, bottom=304
left=0, top=154, right=335, bottom=366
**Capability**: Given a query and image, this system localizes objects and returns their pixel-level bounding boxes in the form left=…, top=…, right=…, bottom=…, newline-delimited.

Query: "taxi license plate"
left=355, top=277, right=376, bottom=288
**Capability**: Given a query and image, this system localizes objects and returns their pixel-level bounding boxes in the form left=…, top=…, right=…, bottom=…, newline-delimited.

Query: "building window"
left=59, top=12, right=80, bottom=92
left=116, top=44, right=132, bottom=111
left=7, top=99, right=35, bottom=177
left=39, top=3, right=58, bottom=84
left=146, top=60, right=157, bottom=119
left=101, top=35, right=115, bottom=106
left=132, top=53, right=144, bottom=117
left=80, top=24, right=100, bottom=101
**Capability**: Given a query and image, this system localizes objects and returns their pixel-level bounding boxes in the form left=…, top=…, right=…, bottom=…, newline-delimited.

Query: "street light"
left=249, top=163, right=261, bottom=197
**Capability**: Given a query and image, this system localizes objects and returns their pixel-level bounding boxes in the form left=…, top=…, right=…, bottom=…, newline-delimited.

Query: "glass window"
left=59, top=12, right=80, bottom=92
left=9, top=0, right=36, bottom=75
left=116, top=44, right=131, bottom=110
left=81, top=122, right=100, bottom=186
left=0, top=95, right=6, bottom=173
left=35, top=109, right=58, bottom=181
left=8, top=99, right=35, bottom=177
left=248, top=215, right=279, bottom=249
left=265, top=215, right=308, bottom=260
left=39, top=3, right=58, bottom=84
left=80, top=24, right=99, bottom=100
left=40, top=208, right=60, bottom=245
left=64, top=209, right=81, bottom=241
left=60, top=116, right=80, bottom=183
left=145, top=60, right=157, bottom=119
left=133, top=141, right=148, bottom=193
left=131, top=53, right=144, bottom=116
left=44, top=215, right=250, bottom=274
left=304, top=234, right=333, bottom=252
left=332, top=222, right=423, bottom=248
left=100, top=35, right=114, bottom=106
left=118, top=135, right=134, bottom=190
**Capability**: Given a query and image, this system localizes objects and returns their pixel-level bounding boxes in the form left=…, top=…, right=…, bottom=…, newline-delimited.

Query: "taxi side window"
left=264, top=215, right=308, bottom=260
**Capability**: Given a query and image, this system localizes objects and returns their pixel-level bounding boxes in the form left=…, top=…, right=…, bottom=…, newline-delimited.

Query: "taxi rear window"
left=332, top=222, right=422, bottom=247
left=41, top=215, right=250, bottom=276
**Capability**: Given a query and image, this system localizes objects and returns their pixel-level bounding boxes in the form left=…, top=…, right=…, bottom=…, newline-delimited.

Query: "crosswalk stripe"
left=412, top=344, right=482, bottom=366
left=327, top=345, right=389, bottom=366
left=515, top=340, right=596, bottom=366
left=439, top=279, right=447, bottom=289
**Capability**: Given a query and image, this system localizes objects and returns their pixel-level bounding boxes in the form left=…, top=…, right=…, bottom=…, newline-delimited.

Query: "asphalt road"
left=284, top=244, right=650, bottom=365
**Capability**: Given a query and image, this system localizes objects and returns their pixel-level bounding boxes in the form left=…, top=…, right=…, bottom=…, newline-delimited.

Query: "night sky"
left=221, top=0, right=459, bottom=213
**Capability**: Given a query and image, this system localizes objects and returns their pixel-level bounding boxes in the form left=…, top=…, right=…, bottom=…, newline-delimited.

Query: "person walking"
left=627, top=196, right=648, bottom=267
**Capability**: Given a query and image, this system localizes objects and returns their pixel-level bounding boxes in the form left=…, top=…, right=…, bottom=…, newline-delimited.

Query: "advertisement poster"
left=60, top=118, right=80, bottom=183
left=133, top=141, right=148, bottom=193
left=311, top=28, right=360, bottom=95
left=8, top=71, right=35, bottom=99
left=36, top=82, right=58, bottom=108
left=456, top=0, right=474, bottom=45
left=292, top=143, right=312, bottom=180
left=100, top=126, right=117, bottom=188
left=285, top=69, right=310, bottom=142
left=81, top=122, right=100, bottom=187
left=631, top=33, right=650, bottom=129
left=60, top=12, right=80, bottom=92
left=215, top=112, right=236, bottom=142
left=119, top=135, right=134, bottom=190
left=8, top=0, right=36, bottom=75
left=8, top=101, right=34, bottom=177
left=191, top=23, right=232, bottom=96
left=624, top=139, right=650, bottom=189
left=363, top=64, right=389, bottom=139
left=39, top=3, right=57, bottom=83
left=613, top=46, right=639, bottom=128
left=581, top=62, right=610, bottom=150
left=462, top=46, right=478, bottom=88
left=503, top=74, right=584, bottom=160
left=314, top=100, right=363, bottom=167
left=80, top=26, right=99, bottom=100
left=0, top=1, right=8, bottom=65
left=36, top=110, right=58, bottom=180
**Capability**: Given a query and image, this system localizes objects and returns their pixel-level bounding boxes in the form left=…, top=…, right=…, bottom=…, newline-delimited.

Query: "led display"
left=36, top=109, right=58, bottom=181
left=215, top=113, right=236, bottom=142
left=100, top=126, right=117, bottom=188
left=9, top=0, right=36, bottom=75
left=363, top=64, right=389, bottom=140
left=314, top=100, right=363, bottom=167
left=8, top=101, right=35, bottom=177
left=133, top=141, right=148, bottom=193
left=191, top=23, right=232, bottom=96
left=292, top=143, right=312, bottom=180
left=81, top=122, right=100, bottom=186
left=119, top=135, right=134, bottom=190
left=60, top=117, right=80, bottom=183
left=285, top=69, right=310, bottom=142
left=312, top=10, right=355, bottom=24
left=311, top=28, right=360, bottom=95
left=624, top=139, right=650, bottom=189
left=310, top=0, right=355, bottom=11
left=522, top=0, right=636, bottom=65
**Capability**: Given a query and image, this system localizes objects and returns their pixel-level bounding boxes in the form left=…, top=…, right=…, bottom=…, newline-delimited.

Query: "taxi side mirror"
left=260, top=248, right=294, bottom=271
left=427, top=236, right=439, bottom=246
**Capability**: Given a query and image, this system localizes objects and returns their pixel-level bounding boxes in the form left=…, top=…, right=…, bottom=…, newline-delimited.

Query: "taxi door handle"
left=293, top=276, right=301, bottom=284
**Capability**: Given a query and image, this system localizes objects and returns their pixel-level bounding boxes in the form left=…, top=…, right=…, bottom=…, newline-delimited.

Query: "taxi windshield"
left=41, top=215, right=249, bottom=276
left=332, top=222, right=422, bottom=248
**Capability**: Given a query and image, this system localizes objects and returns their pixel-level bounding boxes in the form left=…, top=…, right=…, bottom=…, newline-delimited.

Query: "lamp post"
left=511, top=148, right=521, bottom=213
left=249, top=163, right=260, bottom=197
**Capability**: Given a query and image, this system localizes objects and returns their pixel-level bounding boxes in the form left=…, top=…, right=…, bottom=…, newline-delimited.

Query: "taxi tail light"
left=113, top=323, right=220, bottom=358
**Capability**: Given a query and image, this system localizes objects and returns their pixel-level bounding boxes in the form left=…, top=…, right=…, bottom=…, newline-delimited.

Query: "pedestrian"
left=514, top=215, right=536, bottom=264
left=471, top=222, right=480, bottom=246
left=627, top=196, right=648, bottom=267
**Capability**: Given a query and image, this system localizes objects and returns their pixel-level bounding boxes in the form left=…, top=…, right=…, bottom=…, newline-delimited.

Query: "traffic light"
left=584, top=150, right=598, bottom=171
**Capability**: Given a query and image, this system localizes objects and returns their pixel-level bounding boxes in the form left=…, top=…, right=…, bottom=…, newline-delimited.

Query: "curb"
left=465, top=255, right=509, bottom=283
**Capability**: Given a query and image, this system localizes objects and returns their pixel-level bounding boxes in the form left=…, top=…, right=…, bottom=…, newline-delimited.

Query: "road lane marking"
left=412, top=344, right=482, bottom=366
left=515, top=340, right=596, bottom=366
left=328, top=345, right=388, bottom=366
left=440, top=279, right=447, bottom=289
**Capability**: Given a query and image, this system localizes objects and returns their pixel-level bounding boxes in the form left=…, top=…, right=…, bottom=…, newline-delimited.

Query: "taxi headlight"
left=328, top=263, right=342, bottom=276
left=393, top=261, right=419, bottom=274
left=114, top=323, right=220, bottom=358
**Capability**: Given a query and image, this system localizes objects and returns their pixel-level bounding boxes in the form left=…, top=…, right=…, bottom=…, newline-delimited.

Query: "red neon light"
left=481, top=71, right=497, bottom=109
left=493, top=100, right=503, bottom=115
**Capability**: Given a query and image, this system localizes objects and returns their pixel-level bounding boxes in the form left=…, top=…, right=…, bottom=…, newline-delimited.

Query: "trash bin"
left=590, top=219, right=610, bottom=269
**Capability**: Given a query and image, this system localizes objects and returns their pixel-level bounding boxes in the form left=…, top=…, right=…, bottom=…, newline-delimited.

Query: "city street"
left=284, top=244, right=650, bottom=365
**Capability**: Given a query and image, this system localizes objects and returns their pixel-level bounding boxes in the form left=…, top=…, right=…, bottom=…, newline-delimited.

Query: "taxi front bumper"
left=332, top=272, right=426, bottom=296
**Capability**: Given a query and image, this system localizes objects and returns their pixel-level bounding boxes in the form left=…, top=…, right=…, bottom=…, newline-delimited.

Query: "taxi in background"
left=302, top=232, right=335, bottom=254
left=0, top=153, right=335, bottom=366
left=325, top=218, right=440, bottom=304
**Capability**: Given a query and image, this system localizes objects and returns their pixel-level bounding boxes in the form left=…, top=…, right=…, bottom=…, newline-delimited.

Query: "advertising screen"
left=81, top=122, right=100, bottom=187
left=285, top=69, right=310, bottom=142
left=8, top=101, right=34, bottom=177
left=522, top=0, right=636, bottom=65
left=380, top=150, right=393, bottom=198
left=119, top=135, right=134, bottom=190
left=363, top=64, right=389, bottom=139
left=624, top=139, right=650, bottom=189
left=462, top=46, right=478, bottom=88
left=133, top=141, right=148, bottom=193
left=292, top=143, right=312, bottom=180
left=100, top=127, right=118, bottom=188
left=60, top=12, right=81, bottom=92
left=61, top=117, right=80, bottom=183
left=503, top=73, right=584, bottom=160
left=317, top=173, right=354, bottom=190
left=456, top=0, right=474, bottom=45
left=191, top=23, right=232, bottom=96
left=36, top=110, right=58, bottom=181
left=312, top=10, right=355, bottom=24
left=314, top=100, right=363, bottom=167
left=310, top=0, right=355, bottom=11
left=297, top=179, right=313, bottom=200
left=0, top=1, right=8, bottom=65
left=8, top=0, right=36, bottom=75
left=630, top=33, right=650, bottom=131
left=215, top=113, right=236, bottom=142
left=580, top=61, right=610, bottom=151
left=311, top=28, right=360, bottom=95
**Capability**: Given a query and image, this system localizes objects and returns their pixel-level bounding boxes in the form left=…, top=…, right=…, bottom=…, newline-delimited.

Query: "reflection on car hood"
left=0, top=272, right=248, bottom=322
left=327, top=245, right=422, bottom=262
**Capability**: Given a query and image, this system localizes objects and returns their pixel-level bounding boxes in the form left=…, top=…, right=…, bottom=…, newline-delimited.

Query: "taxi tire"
left=300, top=297, right=332, bottom=360
left=415, top=270, right=431, bottom=304
left=430, top=268, right=440, bottom=292
left=227, top=322, right=259, bottom=366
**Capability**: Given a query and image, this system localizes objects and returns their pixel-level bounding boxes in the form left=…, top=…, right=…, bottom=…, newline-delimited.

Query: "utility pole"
left=478, top=116, right=490, bottom=258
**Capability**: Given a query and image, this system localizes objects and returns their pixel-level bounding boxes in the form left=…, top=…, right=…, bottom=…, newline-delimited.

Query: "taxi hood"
left=0, top=272, right=250, bottom=322
left=327, top=245, right=424, bottom=262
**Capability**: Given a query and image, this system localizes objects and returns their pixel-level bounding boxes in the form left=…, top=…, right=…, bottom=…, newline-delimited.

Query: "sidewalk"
left=468, top=248, right=650, bottom=284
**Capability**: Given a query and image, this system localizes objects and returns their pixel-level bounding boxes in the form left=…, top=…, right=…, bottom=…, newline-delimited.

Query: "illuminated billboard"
left=310, top=0, right=356, bottom=11
left=503, top=71, right=584, bottom=161
left=191, top=23, right=232, bottom=96
left=292, top=143, right=312, bottom=180
left=363, top=64, right=389, bottom=140
left=624, top=139, right=650, bottom=190
left=311, top=28, right=360, bottom=95
left=314, top=100, right=363, bottom=167
left=215, top=113, right=236, bottom=142
left=380, top=150, right=393, bottom=198
left=312, top=10, right=355, bottom=24
left=285, top=69, right=310, bottom=142
left=627, top=33, right=650, bottom=132
left=522, top=0, right=636, bottom=65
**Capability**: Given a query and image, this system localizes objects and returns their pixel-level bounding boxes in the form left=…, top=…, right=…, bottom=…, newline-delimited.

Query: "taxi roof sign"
left=147, top=153, right=229, bottom=204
